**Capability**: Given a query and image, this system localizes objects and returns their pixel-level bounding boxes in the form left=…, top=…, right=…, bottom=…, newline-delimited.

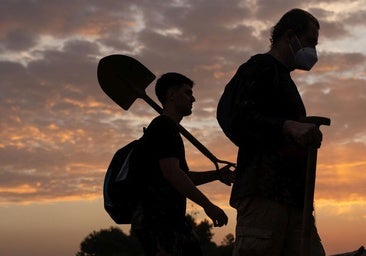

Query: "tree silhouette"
left=215, top=233, right=235, bottom=256
left=76, top=214, right=234, bottom=256
left=189, top=216, right=217, bottom=255
left=75, top=227, right=143, bottom=256
left=221, top=233, right=235, bottom=246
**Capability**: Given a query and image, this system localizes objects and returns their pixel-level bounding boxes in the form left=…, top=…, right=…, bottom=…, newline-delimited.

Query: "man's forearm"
left=164, top=168, right=213, bottom=209
left=188, top=171, right=219, bottom=186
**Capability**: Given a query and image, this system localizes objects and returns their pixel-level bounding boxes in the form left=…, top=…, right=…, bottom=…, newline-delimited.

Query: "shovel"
left=300, top=116, right=331, bottom=256
left=97, top=54, right=234, bottom=171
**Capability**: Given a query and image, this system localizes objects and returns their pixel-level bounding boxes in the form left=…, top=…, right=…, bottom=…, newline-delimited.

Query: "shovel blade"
left=97, top=55, right=156, bottom=110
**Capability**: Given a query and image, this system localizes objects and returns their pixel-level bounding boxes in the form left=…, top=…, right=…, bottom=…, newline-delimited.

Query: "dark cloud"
left=1, top=29, right=38, bottom=51
left=344, top=9, right=366, bottom=26
left=317, top=51, right=366, bottom=71
left=319, top=20, right=349, bottom=39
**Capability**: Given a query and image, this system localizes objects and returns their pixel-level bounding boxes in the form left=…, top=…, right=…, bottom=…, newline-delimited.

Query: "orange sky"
left=1, top=1, right=366, bottom=255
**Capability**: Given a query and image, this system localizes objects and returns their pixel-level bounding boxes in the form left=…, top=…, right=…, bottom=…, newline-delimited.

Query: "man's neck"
left=268, top=47, right=294, bottom=71
left=161, top=109, right=182, bottom=124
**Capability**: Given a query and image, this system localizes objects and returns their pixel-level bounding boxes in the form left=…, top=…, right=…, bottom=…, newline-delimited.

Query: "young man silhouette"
left=132, top=72, right=233, bottom=256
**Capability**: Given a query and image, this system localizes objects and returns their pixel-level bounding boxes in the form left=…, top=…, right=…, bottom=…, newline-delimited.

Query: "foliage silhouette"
left=76, top=227, right=143, bottom=256
left=76, top=214, right=234, bottom=256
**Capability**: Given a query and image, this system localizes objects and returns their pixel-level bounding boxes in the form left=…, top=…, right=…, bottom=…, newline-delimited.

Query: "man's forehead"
left=172, top=83, right=193, bottom=93
left=181, top=83, right=193, bottom=90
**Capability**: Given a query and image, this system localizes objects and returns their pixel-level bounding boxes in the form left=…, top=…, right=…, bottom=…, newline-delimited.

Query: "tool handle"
left=300, top=146, right=318, bottom=256
left=300, top=115, right=330, bottom=256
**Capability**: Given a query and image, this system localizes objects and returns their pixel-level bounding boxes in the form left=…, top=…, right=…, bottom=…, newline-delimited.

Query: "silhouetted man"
left=219, top=9, right=326, bottom=256
left=132, top=72, right=234, bottom=256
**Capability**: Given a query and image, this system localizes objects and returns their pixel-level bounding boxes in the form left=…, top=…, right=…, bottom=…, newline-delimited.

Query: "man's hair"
left=270, top=8, right=320, bottom=46
left=155, top=72, right=194, bottom=105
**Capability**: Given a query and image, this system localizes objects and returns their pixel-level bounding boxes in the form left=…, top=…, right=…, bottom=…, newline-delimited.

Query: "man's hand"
left=204, top=203, right=228, bottom=227
left=283, top=120, right=323, bottom=148
left=218, top=164, right=236, bottom=186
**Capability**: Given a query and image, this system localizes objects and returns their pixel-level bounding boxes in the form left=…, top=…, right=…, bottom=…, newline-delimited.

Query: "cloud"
left=1, top=0, right=366, bottom=205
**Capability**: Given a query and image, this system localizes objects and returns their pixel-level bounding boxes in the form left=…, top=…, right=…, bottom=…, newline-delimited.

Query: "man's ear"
left=165, top=88, right=176, bottom=102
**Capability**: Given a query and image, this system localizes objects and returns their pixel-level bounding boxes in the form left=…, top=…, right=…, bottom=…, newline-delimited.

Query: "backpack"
left=216, top=55, right=279, bottom=147
left=216, top=74, right=243, bottom=147
left=103, top=138, right=144, bottom=224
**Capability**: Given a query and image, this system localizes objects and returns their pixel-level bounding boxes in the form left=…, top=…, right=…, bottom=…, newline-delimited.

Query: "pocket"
left=235, top=226, right=273, bottom=256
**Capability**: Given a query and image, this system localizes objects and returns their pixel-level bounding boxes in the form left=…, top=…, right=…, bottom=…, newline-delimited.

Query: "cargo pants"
left=233, top=196, right=326, bottom=256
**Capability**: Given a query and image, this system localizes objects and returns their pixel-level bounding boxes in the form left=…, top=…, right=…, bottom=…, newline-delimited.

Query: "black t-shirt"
left=139, top=115, right=189, bottom=230
left=229, top=53, right=308, bottom=208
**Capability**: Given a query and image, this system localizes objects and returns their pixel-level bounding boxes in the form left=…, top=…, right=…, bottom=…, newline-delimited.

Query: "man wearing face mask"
left=218, top=8, right=326, bottom=256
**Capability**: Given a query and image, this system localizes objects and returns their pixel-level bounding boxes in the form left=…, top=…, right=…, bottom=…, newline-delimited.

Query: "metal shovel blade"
left=97, top=54, right=156, bottom=110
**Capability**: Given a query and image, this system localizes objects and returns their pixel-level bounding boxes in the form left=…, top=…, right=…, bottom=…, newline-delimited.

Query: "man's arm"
left=233, top=60, right=323, bottom=148
left=188, top=165, right=235, bottom=186
left=159, top=157, right=228, bottom=227
left=231, top=61, right=286, bottom=146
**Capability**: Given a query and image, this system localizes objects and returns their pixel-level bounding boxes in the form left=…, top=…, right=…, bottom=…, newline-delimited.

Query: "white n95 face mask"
left=293, top=36, right=318, bottom=71
left=294, top=47, right=318, bottom=71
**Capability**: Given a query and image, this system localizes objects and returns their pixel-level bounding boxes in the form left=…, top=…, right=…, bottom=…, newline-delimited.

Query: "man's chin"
left=183, top=110, right=192, bottom=116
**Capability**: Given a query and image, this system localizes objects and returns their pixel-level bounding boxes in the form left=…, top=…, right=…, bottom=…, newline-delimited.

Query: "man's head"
left=155, top=72, right=195, bottom=116
left=270, top=9, right=319, bottom=47
left=270, top=9, right=320, bottom=71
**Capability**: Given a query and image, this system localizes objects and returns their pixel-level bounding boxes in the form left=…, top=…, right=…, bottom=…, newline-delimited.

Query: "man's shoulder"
left=145, top=115, right=179, bottom=141
left=247, top=53, right=277, bottom=68
left=150, top=115, right=175, bottom=126
left=237, top=53, right=278, bottom=77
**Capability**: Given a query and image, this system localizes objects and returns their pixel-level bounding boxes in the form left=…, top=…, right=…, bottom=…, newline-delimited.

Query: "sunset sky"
left=1, top=0, right=366, bottom=255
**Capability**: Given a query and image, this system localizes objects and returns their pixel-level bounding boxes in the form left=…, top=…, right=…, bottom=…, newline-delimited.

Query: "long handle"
left=299, top=116, right=330, bottom=256
left=139, top=90, right=234, bottom=169
left=300, top=145, right=318, bottom=256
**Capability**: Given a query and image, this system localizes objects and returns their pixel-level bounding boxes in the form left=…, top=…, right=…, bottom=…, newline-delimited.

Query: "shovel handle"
left=300, top=116, right=330, bottom=256
left=300, top=145, right=318, bottom=256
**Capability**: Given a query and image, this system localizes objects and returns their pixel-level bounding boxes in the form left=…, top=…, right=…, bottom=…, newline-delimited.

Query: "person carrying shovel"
left=130, top=72, right=235, bottom=256
left=217, top=8, right=328, bottom=256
